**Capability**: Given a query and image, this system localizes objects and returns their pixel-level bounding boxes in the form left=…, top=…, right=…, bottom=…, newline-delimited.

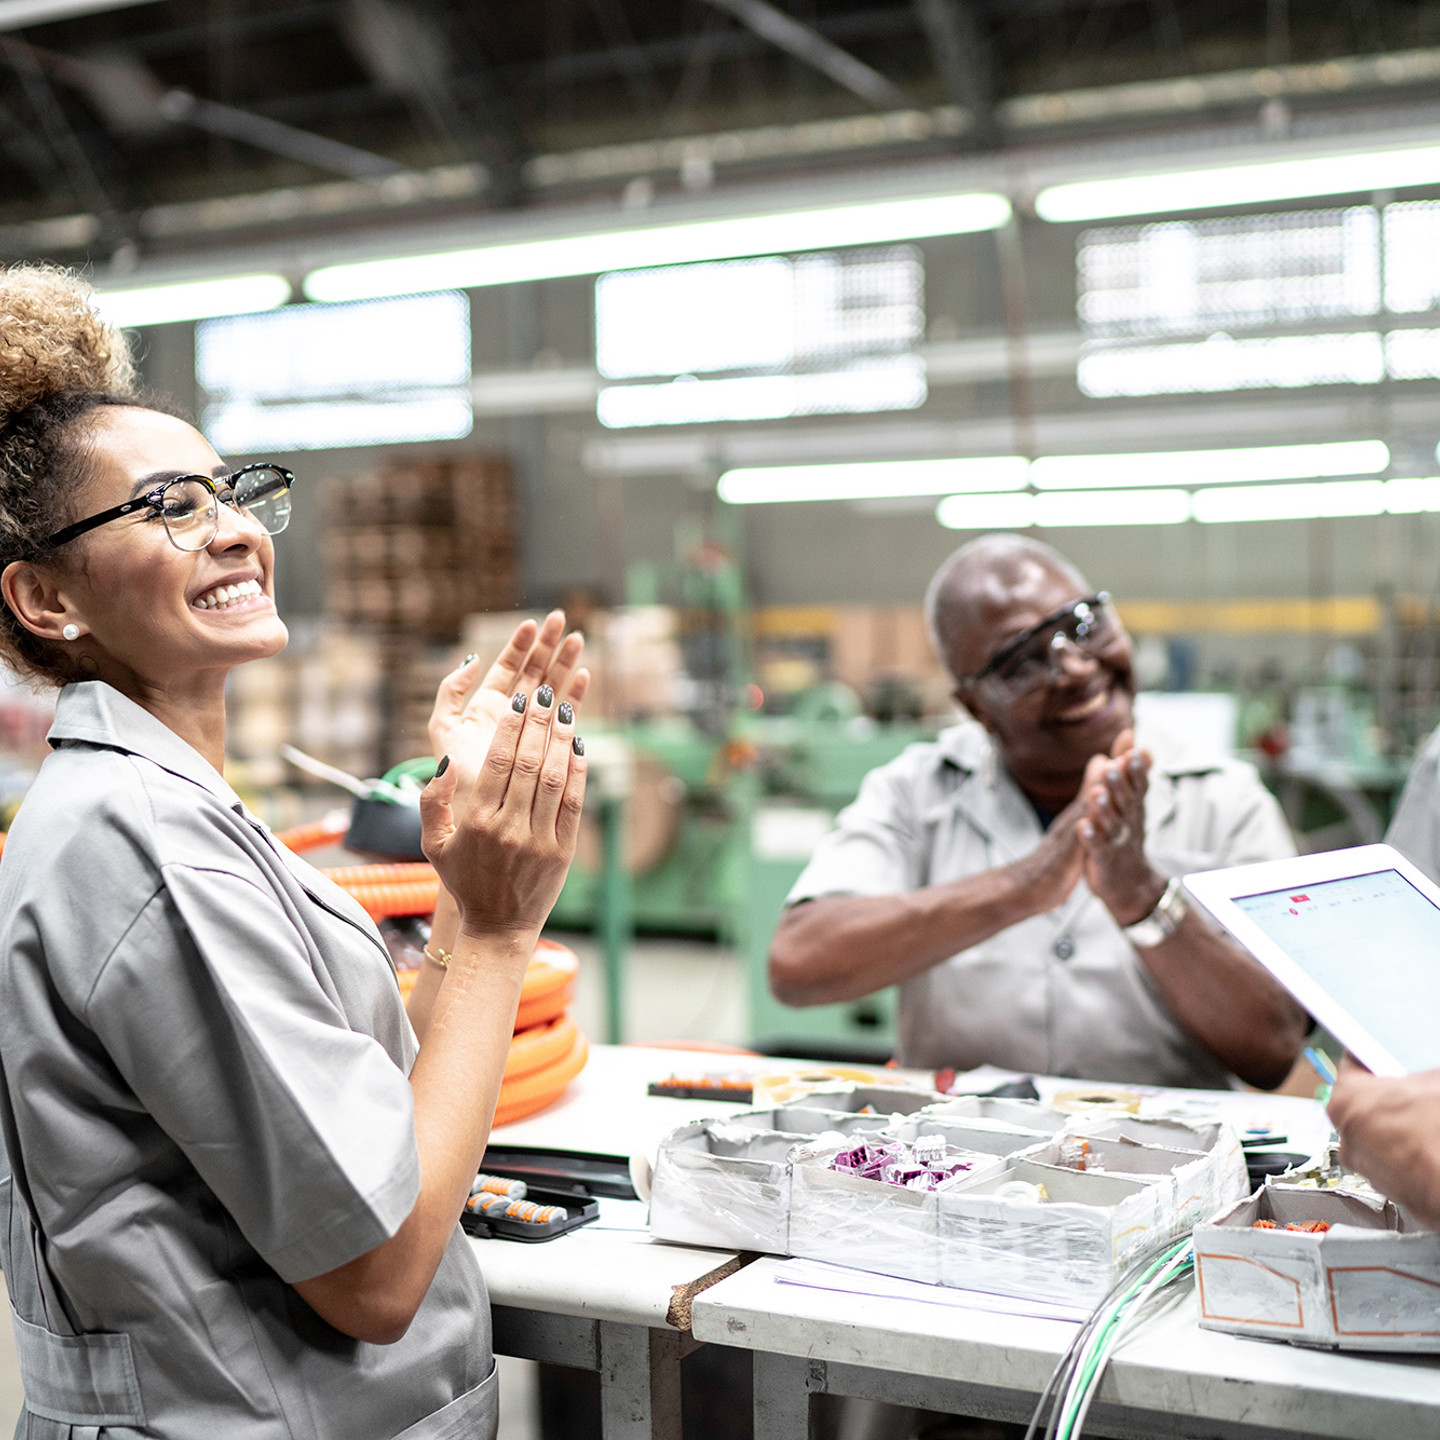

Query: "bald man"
left=770, top=536, right=1306, bottom=1089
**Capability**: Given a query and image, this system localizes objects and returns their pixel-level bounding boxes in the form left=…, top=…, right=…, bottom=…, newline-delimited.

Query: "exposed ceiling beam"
left=0, top=0, right=161, bottom=32
left=914, top=0, right=993, bottom=133
left=701, top=0, right=912, bottom=110
left=157, top=90, right=406, bottom=179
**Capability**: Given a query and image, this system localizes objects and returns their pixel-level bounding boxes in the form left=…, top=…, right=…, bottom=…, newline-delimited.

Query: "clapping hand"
left=1076, top=729, right=1166, bottom=927
left=428, top=611, right=589, bottom=818
left=421, top=678, right=586, bottom=941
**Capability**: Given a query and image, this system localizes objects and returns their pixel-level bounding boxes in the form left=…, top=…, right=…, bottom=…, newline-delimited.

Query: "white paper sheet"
left=771, top=1255, right=1092, bottom=1323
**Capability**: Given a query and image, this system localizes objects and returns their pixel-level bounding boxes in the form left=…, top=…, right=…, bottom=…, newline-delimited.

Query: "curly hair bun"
left=0, top=264, right=136, bottom=423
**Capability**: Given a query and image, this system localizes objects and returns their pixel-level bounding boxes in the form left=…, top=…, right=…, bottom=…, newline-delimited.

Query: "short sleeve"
left=85, top=866, right=420, bottom=1283
left=786, top=756, right=927, bottom=905
left=1388, top=729, right=1440, bottom=884
left=1218, top=765, right=1297, bottom=865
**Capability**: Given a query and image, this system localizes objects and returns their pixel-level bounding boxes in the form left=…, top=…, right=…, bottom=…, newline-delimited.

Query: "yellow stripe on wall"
left=1116, top=597, right=1382, bottom=635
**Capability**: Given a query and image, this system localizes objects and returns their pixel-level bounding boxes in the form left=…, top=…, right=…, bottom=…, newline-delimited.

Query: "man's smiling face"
left=947, top=555, right=1135, bottom=800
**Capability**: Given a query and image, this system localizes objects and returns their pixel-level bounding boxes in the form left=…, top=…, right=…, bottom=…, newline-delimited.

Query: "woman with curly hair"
left=0, top=264, right=588, bottom=1439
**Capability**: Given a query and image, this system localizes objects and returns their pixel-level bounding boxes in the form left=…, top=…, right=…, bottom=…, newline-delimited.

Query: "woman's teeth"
left=194, top=579, right=261, bottom=611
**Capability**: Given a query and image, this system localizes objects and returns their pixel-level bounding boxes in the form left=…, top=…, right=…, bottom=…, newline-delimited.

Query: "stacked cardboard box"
left=324, top=458, right=517, bottom=639
left=226, top=622, right=385, bottom=786
left=322, top=457, right=518, bottom=768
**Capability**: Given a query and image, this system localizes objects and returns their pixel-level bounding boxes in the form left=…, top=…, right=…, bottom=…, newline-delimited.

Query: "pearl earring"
left=62, top=624, right=80, bottom=641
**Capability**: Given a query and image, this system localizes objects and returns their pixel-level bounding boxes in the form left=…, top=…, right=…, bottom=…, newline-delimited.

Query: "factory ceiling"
left=2, top=0, right=1439, bottom=266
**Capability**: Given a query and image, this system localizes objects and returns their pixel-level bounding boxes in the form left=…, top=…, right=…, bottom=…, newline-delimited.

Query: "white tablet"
left=1184, top=844, right=1440, bottom=1077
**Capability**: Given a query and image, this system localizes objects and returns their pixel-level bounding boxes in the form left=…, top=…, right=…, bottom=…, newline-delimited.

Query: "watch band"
left=1124, top=876, right=1190, bottom=948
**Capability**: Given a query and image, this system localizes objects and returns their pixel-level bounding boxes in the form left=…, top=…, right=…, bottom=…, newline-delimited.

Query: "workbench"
left=473, top=1044, right=1440, bottom=1440
left=471, top=1044, right=755, bottom=1440
left=693, top=1254, right=1440, bottom=1439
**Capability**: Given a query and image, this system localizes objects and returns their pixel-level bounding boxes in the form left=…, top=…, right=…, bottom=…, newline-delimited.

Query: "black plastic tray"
left=460, top=1181, right=600, bottom=1243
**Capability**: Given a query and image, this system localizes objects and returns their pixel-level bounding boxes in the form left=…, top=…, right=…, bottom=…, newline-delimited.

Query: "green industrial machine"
left=548, top=516, right=939, bottom=1057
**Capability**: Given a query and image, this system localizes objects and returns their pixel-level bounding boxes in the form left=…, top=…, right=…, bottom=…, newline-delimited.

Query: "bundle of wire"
left=1023, top=1234, right=1195, bottom=1440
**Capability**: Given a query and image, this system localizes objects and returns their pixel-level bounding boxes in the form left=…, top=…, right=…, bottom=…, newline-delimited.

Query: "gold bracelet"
left=423, top=944, right=452, bottom=971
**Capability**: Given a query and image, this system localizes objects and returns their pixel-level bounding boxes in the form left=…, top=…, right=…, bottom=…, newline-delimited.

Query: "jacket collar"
left=48, top=680, right=243, bottom=810
left=929, top=708, right=1227, bottom=853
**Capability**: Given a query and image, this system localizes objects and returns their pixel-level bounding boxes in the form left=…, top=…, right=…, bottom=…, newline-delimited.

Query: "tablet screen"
left=1233, top=868, right=1440, bottom=1073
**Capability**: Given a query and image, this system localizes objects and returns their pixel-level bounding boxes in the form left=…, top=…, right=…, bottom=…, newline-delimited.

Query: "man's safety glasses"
left=961, top=593, right=1119, bottom=696
left=42, top=463, right=295, bottom=553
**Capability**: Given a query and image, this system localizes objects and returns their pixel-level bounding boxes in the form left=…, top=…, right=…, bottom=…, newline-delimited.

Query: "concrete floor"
left=0, top=935, right=745, bottom=1436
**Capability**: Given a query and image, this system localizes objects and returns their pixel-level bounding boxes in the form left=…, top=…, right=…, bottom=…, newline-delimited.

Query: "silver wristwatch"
left=1124, top=876, right=1190, bottom=948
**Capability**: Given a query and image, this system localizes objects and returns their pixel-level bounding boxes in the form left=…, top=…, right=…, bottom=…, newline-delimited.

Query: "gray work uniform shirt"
left=1387, top=725, right=1440, bottom=884
left=0, top=682, right=496, bottom=1439
left=786, top=717, right=1296, bottom=1086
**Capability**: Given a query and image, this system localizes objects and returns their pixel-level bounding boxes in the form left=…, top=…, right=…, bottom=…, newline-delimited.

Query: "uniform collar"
left=48, top=680, right=243, bottom=810
left=933, top=707, right=1228, bottom=780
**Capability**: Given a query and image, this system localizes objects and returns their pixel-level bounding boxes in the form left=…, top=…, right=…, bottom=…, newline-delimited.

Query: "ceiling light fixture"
left=93, top=274, right=293, bottom=328
left=936, top=489, right=1190, bottom=530
left=718, top=456, right=1029, bottom=505
left=1036, top=141, right=1440, bottom=222
left=1030, top=441, right=1389, bottom=490
left=1192, top=479, right=1387, bottom=523
left=303, top=191, right=1012, bottom=303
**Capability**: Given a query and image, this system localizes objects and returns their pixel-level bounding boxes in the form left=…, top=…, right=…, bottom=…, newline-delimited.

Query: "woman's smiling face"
left=59, top=406, right=288, bottom=688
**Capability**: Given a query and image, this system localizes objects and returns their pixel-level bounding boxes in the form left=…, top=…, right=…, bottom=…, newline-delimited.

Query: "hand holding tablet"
left=1185, top=844, right=1440, bottom=1077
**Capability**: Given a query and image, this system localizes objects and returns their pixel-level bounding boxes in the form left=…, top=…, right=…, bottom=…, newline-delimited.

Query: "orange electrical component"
left=492, top=1030, right=589, bottom=1128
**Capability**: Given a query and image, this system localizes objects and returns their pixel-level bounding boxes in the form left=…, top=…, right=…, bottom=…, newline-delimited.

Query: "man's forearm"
left=769, top=865, right=1050, bottom=1007
left=1134, top=912, right=1307, bottom=1089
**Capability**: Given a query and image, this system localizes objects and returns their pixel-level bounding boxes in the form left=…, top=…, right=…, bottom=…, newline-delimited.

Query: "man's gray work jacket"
left=787, top=716, right=1296, bottom=1086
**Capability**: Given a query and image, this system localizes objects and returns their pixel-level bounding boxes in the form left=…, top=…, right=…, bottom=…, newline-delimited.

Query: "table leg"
left=597, top=1320, right=685, bottom=1440
left=752, top=1350, right=814, bottom=1440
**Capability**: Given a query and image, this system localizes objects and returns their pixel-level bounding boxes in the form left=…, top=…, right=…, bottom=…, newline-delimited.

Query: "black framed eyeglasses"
left=960, top=592, right=1118, bottom=695
left=42, top=463, right=295, bottom=553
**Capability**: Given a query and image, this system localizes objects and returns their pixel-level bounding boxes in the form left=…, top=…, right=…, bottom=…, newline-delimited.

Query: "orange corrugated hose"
left=315, top=854, right=589, bottom=1126
left=273, top=818, right=348, bottom=853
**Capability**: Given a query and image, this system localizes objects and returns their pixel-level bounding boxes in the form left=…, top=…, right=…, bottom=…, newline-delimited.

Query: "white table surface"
left=692, top=1254, right=1440, bottom=1439
left=473, top=1044, right=757, bottom=1324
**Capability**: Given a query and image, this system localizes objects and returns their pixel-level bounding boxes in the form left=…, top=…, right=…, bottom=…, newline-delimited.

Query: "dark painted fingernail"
left=537, top=684, right=554, bottom=708
left=462, top=652, right=477, bottom=667
left=512, top=691, right=527, bottom=712
left=558, top=701, right=574, bottom=725
left=435, top=754, right=450, bottom=777
left=572, top=736, right=585, bottom=756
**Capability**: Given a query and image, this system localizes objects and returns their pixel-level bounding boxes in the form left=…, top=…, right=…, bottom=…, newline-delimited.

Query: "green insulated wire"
left=1024, top=1234, right=1196, bottom=1440
left=1058, top=1240, right=1195, bottom=1440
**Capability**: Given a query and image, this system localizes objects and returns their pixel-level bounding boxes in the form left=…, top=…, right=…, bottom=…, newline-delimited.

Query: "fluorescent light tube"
left=936, top=491, right=1037, bottom=530
left=1036, top=142, right=1440, bottom=222
left=720, top=456, right=1027, bottom=505
left=937, top=488, right=1190, bottom=530
left=1034, top=488, right=1191, bottom=527
left=1385, top=477, right=1440, bottom=513
left=304, top=192, right=1012, bottom=303
left=93, top=274, right=292, bottom=328
left=1193, top=479, right=1386, bottom=523
left=1031, top=441, right=1389, bottom=490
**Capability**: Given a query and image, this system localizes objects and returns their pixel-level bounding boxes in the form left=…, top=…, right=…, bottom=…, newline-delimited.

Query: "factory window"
left=594, top=246, right=925, bottom=427
left=1076, top=206, right=1440, bottom=397
left=196, top=292, right=473, bottom=453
